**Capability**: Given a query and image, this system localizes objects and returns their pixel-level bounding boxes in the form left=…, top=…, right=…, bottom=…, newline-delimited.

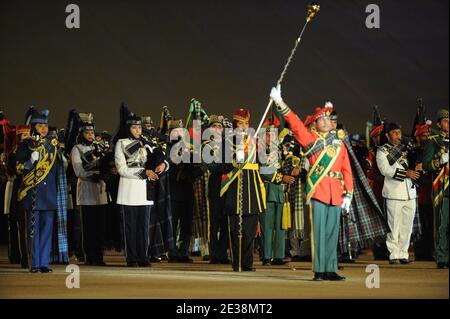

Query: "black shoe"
left=39, top=267, right=53, bottom=273
left=30, top=267, right=40, bottom=273
left=399, top=259, right=411, bottom=264
left=271, top=258, right=287, bottom=266
left=202, top=255, right=210, bottom=261
left=242, top=267, right=256, bottom=272
left=220, top=258, right=231, bottom=265
left=232, top=267, right=239, bottom=272
left=325, top=272, right=345, bottom=281
left=150, top=257, right=162, bottom=263
left=437, top=263, right=449, bottom=269
left=313, top=272, right=325, bottom=281
left=262, top=259, right=272, bottom=266
left=191, top=251, right=201, bottom=257
left=389, top=259, right=399, bottom=264
left=159, top=255, right=168, bottom=261
left=127, top=262, right=139, bottom=267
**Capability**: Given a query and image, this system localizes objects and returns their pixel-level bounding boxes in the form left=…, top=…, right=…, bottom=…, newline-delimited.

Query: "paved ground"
left=0, top=247, right=448, bottom=299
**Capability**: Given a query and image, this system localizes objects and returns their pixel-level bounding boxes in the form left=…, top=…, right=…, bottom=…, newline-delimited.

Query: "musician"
left=203, top=114, right=230, bottom=264
left=412, top=121, right=434, bottom=261
left=70, top=113, right=108, bottom=266
left=423, top=109, right=449, bottom=269
left=5, top=125, right=30, bottom=268
left=142, top=116, right=154, bottom=130
left=219, top=108, right=267, bottom=272
left=141, top=114, right=173, bottom=262
left=167, top=119, right=203, bottom=263
left=115, top=112, right=168, bottom=267
left=376, top=122, right=419, bottom=264
left=259, top=125, right=294, bottom=266
left=15, top=108, right=69, bottom=273
left=270, top=85, right=353, bottom=281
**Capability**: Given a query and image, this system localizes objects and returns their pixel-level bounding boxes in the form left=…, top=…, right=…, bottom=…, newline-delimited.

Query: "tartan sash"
left=433, top=162, right=449, bottom=207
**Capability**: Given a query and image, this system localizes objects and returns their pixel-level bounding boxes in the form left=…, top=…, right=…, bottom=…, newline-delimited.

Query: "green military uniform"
left=260, top=144, right=286, bottom=263
left=423, top=110, right=449, bottom=268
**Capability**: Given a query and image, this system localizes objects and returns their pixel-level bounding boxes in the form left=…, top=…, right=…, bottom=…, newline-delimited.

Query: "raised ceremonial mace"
left=254, top=2, right=320, bottom=137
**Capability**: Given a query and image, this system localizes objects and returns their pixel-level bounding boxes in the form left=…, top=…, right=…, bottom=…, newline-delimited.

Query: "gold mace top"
left=306, top=2, right=320, bottom=22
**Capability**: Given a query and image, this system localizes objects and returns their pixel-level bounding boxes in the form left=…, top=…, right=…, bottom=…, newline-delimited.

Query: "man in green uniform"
left=259, top=126, right=294, bottom=266
left=423, top=108, right=449, bottom=269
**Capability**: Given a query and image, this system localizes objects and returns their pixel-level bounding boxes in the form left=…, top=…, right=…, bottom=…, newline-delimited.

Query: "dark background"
left=0, top=0, right=448, bottom=134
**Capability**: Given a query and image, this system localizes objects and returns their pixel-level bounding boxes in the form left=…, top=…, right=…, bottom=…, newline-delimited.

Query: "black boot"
left=313, top=272, right=325, bottom=281
left=325, top=272, right=345, bottom=281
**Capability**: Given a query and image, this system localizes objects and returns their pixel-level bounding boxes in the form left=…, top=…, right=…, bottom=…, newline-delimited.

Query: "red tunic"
left=284, top=111, right=353, bottom=206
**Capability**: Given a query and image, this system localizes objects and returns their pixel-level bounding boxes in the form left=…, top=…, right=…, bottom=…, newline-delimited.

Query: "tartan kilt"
left=287, top=177, right=305, bottom=239
left=339, top=139, right=390, bottom=254
left=192, top=171, right=210, bottom=240
left=149, top=174, right=175, bottom=256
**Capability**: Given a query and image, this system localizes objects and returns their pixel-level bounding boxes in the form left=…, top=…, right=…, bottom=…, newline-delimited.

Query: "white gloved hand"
left=30, top=151, right=40, bottom=164
left=341, top=196, right=352, bottom=212
left=236, top=149, right=245, bottom=163
left=270, top=84, right=283, bottom=104
left=440, top=152, right=449, bottom=165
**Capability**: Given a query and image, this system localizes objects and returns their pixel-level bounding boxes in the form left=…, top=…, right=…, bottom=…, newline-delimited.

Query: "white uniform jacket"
left=376, top=143, right=417, bottom=201
left=115, top=138, right=169, bottom=206
left=71, top=144, right=108, bottom=206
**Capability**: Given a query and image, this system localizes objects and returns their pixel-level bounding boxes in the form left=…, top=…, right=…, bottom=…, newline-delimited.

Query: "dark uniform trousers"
left=81, top=205, right=106, bottom=264
left=169, top=199, right=194, bottom=259
left=209, top=196, right=229, bottom=261
left=227, top=213, right=258, bottom=270
left=121, top=205, right=150, bottom=264
left=8, top=211, right=28, bottom=267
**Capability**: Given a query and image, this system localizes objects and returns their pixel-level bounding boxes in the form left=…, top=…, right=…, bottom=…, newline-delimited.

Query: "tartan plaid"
left=287, top=178, right=304, bottom=239
left=149, top=174, right=175, bottom=256
left=411, top=199, right=422, bottom=242
left=338, top=138, right=390, bottom=254
left=303, top=134, right=336, bottom=159
left=282, top=157, right=305, bottom=239
left=51, top=151, right=69, bottom=263
left=386, top=144, right=405, bottom=166
left=192, top=171, right=209, bottom=240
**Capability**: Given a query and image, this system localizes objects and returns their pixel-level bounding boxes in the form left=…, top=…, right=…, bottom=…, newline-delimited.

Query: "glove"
left=270, top=84, right=283, bottom=104
left=236, top=149, right=245, bottom=162
left=440, top=152, right=449, bottom=165
left=341, top=196, right=352, bottom=212
left=30, top=151, right=40, bottom=164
